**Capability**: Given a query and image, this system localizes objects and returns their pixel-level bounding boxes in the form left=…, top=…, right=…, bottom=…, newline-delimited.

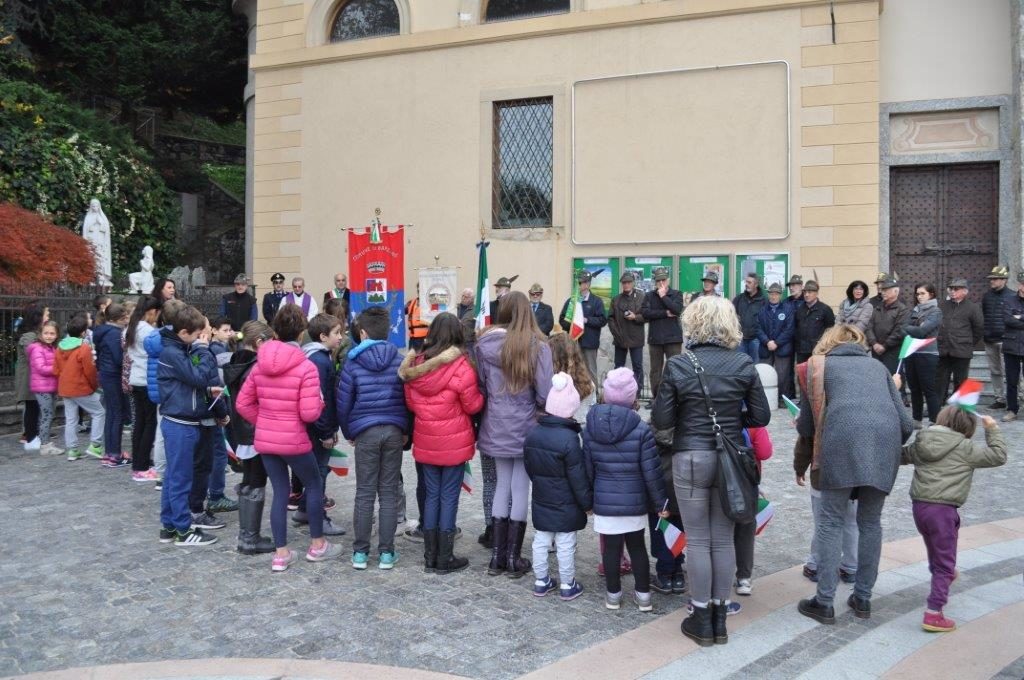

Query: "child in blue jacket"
left=93, top=303, right=130, bottom=466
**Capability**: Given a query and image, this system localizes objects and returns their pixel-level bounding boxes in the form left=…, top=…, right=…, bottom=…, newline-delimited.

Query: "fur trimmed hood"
left=398, top=346, right=464, bottom=383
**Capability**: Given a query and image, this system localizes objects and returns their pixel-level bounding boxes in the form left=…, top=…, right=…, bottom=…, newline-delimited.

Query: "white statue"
left=81, top=198, right=112, bottom=287
left=128, top=245, right=155, bottom=293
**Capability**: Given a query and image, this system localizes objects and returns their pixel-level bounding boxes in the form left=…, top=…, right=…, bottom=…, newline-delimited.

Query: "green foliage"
left=163, top=116, right=246, bottom=146
left=202, top=163, right=245, bottom=201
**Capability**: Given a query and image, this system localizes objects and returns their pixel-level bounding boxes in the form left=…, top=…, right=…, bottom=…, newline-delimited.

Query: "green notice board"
left=624, top=256, right=673, bottom=295
left=735, top=253, right=789, bottom=292
left=572, top=257, right=620, bottom=314
left=678, top=255, right=731, bottom=299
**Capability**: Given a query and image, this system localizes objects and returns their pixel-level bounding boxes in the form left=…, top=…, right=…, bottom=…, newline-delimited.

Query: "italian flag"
left=657, top=517, right=686, bottom=557
left=329, top=448, right=349, bottom=477
left=755, top=497, right=774, bottom=536
left=461, top=461, right=474, bottom=494
left=223, top=433, right=238, bottom=464
left=566, top=280, right=586, bottom=341
left=898, top=335, right=936, bottom=360
left=947, top=378, right=983, bottom=414
left=782, top=395, right=800, bottom=418
left=475, top=241, right=491, bottom=332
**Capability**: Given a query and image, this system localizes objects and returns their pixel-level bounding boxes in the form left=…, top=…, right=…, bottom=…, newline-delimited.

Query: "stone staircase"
left=969, top=349, right=1003, bottom=405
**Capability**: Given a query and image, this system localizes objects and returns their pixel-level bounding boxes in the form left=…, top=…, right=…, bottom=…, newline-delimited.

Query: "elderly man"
left=262, top=272, right=287, bottom=323
left=757, top=282, right=795, bottom=407
left=491, top=275, right=517, bottom=322
left=220, top=273, right=258, bottom=331
left=457, top=288, right=477, bottom=342
left=559, top=270, right=607, bottom=382
left=280, top=276, right=319, bottom=320
left=641, top=266, right=684, bottom=399
left=733, top=272, right=766, bottom=363
left=529, top=283, right=554, bottom=335
left=936, top=278, right=984, bottom=399
left=794, top=279, right=836, bottom=365
left=609, top=272, right=646, bottom=391
left=324, top=272, right=351, bottom=305
left=866, top=276, right=909, bottom=378
left=982, top=265, right=1015, bottom=409
left=868, top=271, right=889, bottom=310
left=685, top=271, right=720, bottom=305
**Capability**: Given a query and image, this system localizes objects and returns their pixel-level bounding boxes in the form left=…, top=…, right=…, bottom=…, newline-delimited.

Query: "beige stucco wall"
left=250, top=0, right=880, bottom=307
left=880, top=0, right=1013, bottom=103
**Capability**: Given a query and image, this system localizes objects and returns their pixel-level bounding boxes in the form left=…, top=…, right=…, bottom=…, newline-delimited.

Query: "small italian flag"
left=782, top=395, right=800, bottom=418
left=223, top=433, right=239, bottom=464
left=755, top=497, right=774, bottom=536
left=657, top=517, right=686, bottom=557
left=566, top=279, right=586, bottom=341
left=898, top=335, right=936, bottom=360
left=461, top=461, right=474, bottom=494
left=947, top=378, right=983, bottom=414
left=329, top=448, right=349, bottom=477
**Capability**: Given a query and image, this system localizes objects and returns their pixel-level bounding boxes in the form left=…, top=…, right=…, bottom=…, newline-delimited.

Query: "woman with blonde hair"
left=796, top=323, right=913, bottom=625
left=476, top=291, right=554, bottom=578
left=652, top=295, right=771, bottom=647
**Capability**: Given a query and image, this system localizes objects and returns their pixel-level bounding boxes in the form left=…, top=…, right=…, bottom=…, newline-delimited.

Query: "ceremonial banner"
left=418, top=266, right=458, bottom=323
left=475, top=241, right=490, bottom=331
left=348, top=223, right=406, bottom=348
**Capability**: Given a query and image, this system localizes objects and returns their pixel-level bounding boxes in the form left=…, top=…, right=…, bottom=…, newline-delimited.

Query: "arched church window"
left=484, top=0, right=570, bottom=22
left=330, top=0, right=400, bottom=42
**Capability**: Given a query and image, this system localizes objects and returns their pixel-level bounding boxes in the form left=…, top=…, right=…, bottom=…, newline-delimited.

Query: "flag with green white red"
left=782, top=395, right=800, bottom=418
left=755, top=496, right=774, bottom=536
left=657, top=517, right=686, bottom=557
left=898, top=335, right=935, bottom=360
left=462, top=461, right=474, bottom=494
left=947, top=378, right=982, bottom=414
left=329, top=448, right=349, bottom=477
left=566, top=279, right=585, bottom=341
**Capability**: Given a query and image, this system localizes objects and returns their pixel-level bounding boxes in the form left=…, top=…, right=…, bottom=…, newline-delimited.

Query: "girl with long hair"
left=126, top=295, right=164, bottom=480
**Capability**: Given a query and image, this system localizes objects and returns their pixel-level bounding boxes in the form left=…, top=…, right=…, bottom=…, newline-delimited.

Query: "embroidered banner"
left=418, top=266, right=458, bottom=323
left=348, top=223, right=406, bottom=347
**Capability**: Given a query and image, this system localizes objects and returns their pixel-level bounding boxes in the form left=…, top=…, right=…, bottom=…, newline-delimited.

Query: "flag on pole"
left=329, top=448, right=349, bottom=477
left=755, top=496, right=774, bottom=536
left=782, top=395, right=800, bottom=418
left=898, top=335, right=936, bottom=360
left=475, top=241, right=491, bottom=332
left=947, top=378, right=983, bottom=414
left=657, top=517, right=686, bottom=557
left=566, top=278, right=585, bottom=341
left=461, top=461, right=474, bottom=494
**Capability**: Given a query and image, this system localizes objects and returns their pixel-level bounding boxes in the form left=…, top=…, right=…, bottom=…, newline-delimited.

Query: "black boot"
left=712, top=603, right=729, bottom=644
left=423, top=528, right=439, bottom=573
left=798, top=596, right=836, bottom=624
left=681, top=604, right=714, bottom=647
left=237, top=487, right=275, bottom=555
left=436, top=530, right=469, bottom=574
left=487, top=517, right=509, bottom=575
left=478, top=523, right=493, bottom=549
left=505, top=519, right=532, bottom=579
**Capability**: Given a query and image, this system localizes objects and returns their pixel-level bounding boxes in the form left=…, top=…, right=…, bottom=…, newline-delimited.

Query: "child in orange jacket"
left=55, top=314, right=105, bottom=461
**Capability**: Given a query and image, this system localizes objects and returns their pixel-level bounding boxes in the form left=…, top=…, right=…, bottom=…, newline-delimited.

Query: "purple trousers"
left=912, top=500, right=960, bottom=611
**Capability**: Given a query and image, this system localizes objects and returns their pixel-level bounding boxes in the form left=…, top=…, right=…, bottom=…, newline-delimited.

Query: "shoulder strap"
left=683, top=350, right=721, bottom=434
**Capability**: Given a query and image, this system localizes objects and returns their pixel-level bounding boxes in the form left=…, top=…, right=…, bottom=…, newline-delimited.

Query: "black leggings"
left=241, top=455, right=268, bottom=489
left=22, top=400, right=40, bottom=441
left=131, top=387, right=158, bottom=471
left=602, top=530, right=651, bottom=594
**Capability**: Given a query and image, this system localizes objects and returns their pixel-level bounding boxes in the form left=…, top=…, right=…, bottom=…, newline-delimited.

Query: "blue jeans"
left=99, top=373, right=123, bottom=456
left=739, top=339, right=761, bottom=364
left=648, top=513, right=685, bottom=578
left=189, top=426, right=215, bottom=514
left=421, top=463, right=463, bottom=532
left=207, top=425, right=227, bottom=501
left=160, top=420, right=200, bottom=532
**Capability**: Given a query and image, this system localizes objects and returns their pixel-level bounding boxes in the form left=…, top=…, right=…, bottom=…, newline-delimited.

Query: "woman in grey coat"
left=837, top=280, right=873, bottom=332
left=796, top=325, right=913, bottom=625
left=903, top=283, right=942, bottom=425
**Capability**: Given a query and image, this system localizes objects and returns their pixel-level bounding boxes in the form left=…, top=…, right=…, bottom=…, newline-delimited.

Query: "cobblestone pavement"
left=1, top=402, right=1021, bottom=679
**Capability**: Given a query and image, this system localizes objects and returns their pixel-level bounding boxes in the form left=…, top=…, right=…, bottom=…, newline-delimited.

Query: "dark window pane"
left=330, top=0, right=400, bottom=43
left=492, top=98, right=553, bottom=228
left=485, top=0, right=570, bottom=22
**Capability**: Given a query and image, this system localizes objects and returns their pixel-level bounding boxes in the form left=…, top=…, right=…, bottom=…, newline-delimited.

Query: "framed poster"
left=624, top=256, right=673, bottom=295
left=678, top=255, right=732, bottom=299
left=735, top=253, right=789, bottom=293
left=571, top=257, right=619, bottom=314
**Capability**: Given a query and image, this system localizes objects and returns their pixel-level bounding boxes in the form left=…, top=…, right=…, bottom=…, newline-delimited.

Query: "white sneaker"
left=40, top=442, right=64, bottom=456
left=24, top=437, right=41, bottom=451
left=736, top=578, right=752, bottom=596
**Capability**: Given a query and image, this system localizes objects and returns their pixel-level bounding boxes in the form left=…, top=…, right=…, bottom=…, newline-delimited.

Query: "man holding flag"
left=559, top=269, right=607, bottom=384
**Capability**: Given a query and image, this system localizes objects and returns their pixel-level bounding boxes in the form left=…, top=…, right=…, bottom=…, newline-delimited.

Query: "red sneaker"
left=922, top=610, right=956, bottom=633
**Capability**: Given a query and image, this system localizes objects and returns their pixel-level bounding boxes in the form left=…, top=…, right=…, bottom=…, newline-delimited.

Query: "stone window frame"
left=307, top=0, right=410, bottom=47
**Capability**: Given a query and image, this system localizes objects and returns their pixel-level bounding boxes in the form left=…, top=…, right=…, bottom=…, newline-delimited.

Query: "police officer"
left=262, top=273, right=287, bottom=323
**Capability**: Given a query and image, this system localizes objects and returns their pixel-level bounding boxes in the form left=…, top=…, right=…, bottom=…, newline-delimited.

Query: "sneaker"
left=352, top=551, right=369, bottom=570
left=159, top=527, right=176, bottom=543
left=39, top=442, right=64, bottom=456
left=922, top=610, right=956, bottom=633
left=85, top=443, right=104, bottom=459
left=323, top=496, right=336, bottom=510
left=605, top=591, right=622, bottom=610
left=634, top=591, right=653, bottom=612
left=23, top=436, right=41, bottom=451
left=559, top=579, right=584, bottom=601
left=379, top=551, right=399, bottom=570
left=66, top=448, right=83, bottom=462
left=736, top=578, right=752, bottom=596
left=991, top=399, right=1007, bottom=410
left=287, top=492, right=302, bottom=511
left=726, top=601, right=742, bottom=616
left=206, top=496, right=239, bottom=513
left=534, top=576, right=558, bottom=597
left=191, top=511, right=226, bottom=530
left=839, top=569, right=857, bottom=584
left=272, top=549, right=298, bottom=572
left=404, top=526, right=425, bottom=542
left=102, top=456, right=130, bottom=468
left=306, top=540, right=343, bottom=562
left=802, top=565, right=819, bottom=582
left=1002, top=412, right=1017, bottom=422
left=651, top=574, right=673, bottom=594
left=175, top=528, right=218, bottom=547
left=154, top=478, right=163, bottom=491
left=671, top=573, right=687, bottom=594
left=322, top=516, right=346, bottom=536
left=133, top=469, right=159, bottom=482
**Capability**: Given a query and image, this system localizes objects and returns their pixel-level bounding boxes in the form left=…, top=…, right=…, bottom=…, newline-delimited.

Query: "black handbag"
left=684, top=350, right=759, bottom=524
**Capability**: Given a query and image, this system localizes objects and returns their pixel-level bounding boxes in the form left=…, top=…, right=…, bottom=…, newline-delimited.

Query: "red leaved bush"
left=0, top=203, right=96, bottom=285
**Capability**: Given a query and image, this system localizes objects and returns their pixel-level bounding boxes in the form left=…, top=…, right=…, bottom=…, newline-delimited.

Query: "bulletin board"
left=623, top=256, right=673, bottom=295
left=678, top=255, right=732, bottom=299
left=735, top=253, right=789, bottom=292
left=571, top=257, right=620, bottom=314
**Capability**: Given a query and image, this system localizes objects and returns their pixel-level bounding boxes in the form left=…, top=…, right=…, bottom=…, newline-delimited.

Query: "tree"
left=0, top=202, right=96, bottom=284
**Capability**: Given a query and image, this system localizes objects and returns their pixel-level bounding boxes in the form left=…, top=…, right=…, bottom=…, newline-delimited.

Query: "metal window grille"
left=330, top=0, right=400, bottom=43
left=484, top=0, right=570, bottom=23
left=492, top=97, right=554, bottom=228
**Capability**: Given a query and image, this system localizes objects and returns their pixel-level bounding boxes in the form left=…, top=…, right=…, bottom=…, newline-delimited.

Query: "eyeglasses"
left=530, top=292, right=543, bottom=297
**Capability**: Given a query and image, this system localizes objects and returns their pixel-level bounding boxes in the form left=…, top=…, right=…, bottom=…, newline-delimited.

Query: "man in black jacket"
left=529, top=283, right=555, bottom=336
left=491, top=275, right=517, bottom=323
left=220, top=274, right=258, bottom=331
left=685, top=271, right=720, bottom=305
left=733, top=273, right=766, bottom=362
left=608, top=272, right=646, bottom=393
left=641, top=267, right=684, bottom=400
left=936, top=278, right=984, bottom=400
left=868, top=271, right=889, bottom=310
left=866, top=277, right=909, bottom=377
left=262, top=272, right=287, bottom=323
left=794, top=280, right=836, bottom=364
left=982, top=265, right=1015, bottom=409
left=1001, top=273, right=1024, bottom=421
left=559, top=270, right=607, bottom=382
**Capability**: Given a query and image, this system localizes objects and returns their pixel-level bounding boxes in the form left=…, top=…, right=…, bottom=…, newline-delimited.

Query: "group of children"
left=10, top=290, right=1008, bottom=631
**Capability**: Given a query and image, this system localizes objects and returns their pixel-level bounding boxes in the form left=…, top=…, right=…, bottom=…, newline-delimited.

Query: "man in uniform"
left=559, top=270, right=607, bottom=383
left=491, top=275, right=517, bottom=323
left=608, top=272, right=646, bottom=392
left=529, top=283, right=554, bottom=336
left=262, top=272, right=287, bottom=323
left=220, top=274, right=258, bottom=331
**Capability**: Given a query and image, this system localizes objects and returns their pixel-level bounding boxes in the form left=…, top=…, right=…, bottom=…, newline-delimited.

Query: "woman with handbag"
left=795, top=325, right=913, bottom=625
left=652, top=296, right=771, bottom=647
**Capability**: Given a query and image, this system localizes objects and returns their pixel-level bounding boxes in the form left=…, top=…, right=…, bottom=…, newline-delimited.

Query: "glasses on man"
left=530, top=292, right=543, bottom=297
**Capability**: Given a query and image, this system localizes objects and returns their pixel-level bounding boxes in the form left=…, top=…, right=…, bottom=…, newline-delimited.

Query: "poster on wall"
left=736, top=253, right=789, bottom=293
left=571, top=257, right=620, bottom=314
left=624, top=256, right=673, bottom=295
left=347, top=223, right=406, bottom=348
left=678, top=255, right=732, bottom=299
left=418, top=267, right=458, bottom=323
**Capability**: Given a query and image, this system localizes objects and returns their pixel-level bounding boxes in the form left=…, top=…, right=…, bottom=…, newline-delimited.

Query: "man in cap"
left=609, top=271, right=646, bottom=392
left=1000, top=272, right=1024, bottom=420
left=559, top=270, right=607, bottom=382
left=641, top=266, right=684, bottom=399
left=757, top=282, right=795, bottom=407
left=866, top=276, right=909, bottom=376
left=220, top=274, right=258, bottom=331
left=869, top=272, right=889, bottom=311
left=262, top=272, right=287, bottom=323
left=782, top=274, right=806, bottom=400
left=324, top=272, right=351, bottom=306
left=785, top=274, right=805, bottom=309
left=528, top=283, right=554, bottom=336
left=794, top=279, right=836, bottom=365
left=936, top=278, right=983, bottom=400
left=733, top=272, right=766, bottom=362
left=491, top=275, right=517, bottom=323
left=982, top=265, right=1015, bottom=409
left=684, top=271, right=721, bottom=305
left=280, top=276, right=319, bottom=321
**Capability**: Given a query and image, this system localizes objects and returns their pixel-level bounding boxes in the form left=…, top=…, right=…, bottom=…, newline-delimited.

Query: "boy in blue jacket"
left=157, top=306, right=223, bottom=547
left=145, top=299, right=186, bottom=489
left=92, top=303, right=130, bottom=467
left=336, top=306, right=410, bottom=570
left=296, top=313, right=346, bottom=536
